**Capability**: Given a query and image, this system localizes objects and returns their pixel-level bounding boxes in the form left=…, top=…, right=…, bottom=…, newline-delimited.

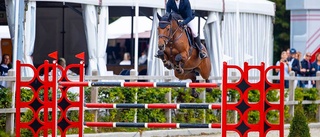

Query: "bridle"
left=158, top=20, right=184, bottom=45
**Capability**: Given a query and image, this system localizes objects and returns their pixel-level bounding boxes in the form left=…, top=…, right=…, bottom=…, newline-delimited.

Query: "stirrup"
left=199, top=52, right=207, bottom=59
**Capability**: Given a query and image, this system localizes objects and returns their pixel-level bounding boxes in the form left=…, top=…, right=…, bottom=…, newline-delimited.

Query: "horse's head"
left=157, top=12, right=182, bottom=50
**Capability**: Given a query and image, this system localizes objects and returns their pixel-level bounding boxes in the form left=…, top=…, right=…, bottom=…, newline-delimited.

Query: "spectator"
left=311, top=52, right=320, bottom=87
left=58, top=58, right=75, bottom=76
left=119, top=52, right=131, bottom=65
left=295, top=51, right=302, bottom=87
left=0, top=54, right=12, bottom=88
left=286, top=48, right=290, bottom=57
left=300, top=52, right=312, bottom=88
left=276, top=51, right=290, bottom=88
left=296, top=51, right=302, bottom=61
left=138, top=50, right=147, bottom=65
left=287, top=48, right=300, bottom=76
left=49, top=58, right=75, bottom=76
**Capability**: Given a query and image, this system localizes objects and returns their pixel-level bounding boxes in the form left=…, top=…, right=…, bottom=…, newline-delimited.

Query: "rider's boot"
left=195, top=36, right=207, bottom=59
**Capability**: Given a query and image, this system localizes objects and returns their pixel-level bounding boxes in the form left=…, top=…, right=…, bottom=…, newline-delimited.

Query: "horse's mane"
left=159, top=12, right=183, bottom=28
left=170, top=12, right=183, bottom=21
left=161, top=12, right=183, bottom=21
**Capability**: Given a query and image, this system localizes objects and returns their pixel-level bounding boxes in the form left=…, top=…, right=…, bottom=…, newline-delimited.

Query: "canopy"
left=0, top=26, right=10, bottom=39
left=107, top=16, right=206, bottom=39
left=107, top=16, right=153, bottom=39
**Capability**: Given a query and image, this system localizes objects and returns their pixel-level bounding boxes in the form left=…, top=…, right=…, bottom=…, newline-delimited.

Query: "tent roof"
left=107, top=16, right=206, bottom=39
left=28, top=0, right=275, bottom=16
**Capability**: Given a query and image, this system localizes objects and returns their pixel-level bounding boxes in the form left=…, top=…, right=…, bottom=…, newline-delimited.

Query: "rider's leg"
left=187, top=18, right=207, bottom=59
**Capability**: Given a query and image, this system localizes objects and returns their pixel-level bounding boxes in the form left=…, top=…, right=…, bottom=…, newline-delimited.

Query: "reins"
left=158, top=20, right=183, bottom=45
left=158, top=20, right=184, bottom=59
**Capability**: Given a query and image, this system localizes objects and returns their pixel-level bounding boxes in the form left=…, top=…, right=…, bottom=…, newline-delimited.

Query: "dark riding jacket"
left=166, top=0, right=195, bottom=25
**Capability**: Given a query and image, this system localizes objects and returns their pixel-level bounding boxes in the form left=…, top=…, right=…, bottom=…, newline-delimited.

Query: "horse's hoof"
left=166, top=66, right=173, bottom=70
left=165, top=64, right=173, bottom=70
left=191, top=92, right=199, bottom=98
left=206, top=88, right=212, bottom=93
left=157, top=50, right=164, bottom=55
left=175, top=68, right=183, bottom=74
left=176, top=69, right=184, bottom=74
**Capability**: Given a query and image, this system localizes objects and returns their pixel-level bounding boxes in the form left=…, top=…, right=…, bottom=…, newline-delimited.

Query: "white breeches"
left=186, top=18, right=198, bottom=37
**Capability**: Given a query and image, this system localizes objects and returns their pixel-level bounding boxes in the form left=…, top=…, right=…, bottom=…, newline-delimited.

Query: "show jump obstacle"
left=15, top=52, right=284, bottom=137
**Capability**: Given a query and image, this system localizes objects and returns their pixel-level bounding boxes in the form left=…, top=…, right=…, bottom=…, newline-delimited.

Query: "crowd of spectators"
left=276, top=48, right=319, bottom=88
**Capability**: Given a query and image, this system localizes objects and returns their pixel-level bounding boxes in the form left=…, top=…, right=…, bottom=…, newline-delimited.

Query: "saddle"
left=185, top=27, right=196, bottom=49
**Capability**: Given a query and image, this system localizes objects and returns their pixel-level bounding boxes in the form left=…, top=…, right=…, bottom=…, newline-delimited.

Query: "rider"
left=166, top=0, right=207, bottom=59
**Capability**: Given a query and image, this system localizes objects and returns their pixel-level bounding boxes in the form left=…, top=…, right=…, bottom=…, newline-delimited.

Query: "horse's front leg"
left=157, top=50, right=173, bottom=70
left=174, top=52, right=188, bottom=74
left=175, top=54, right=184, bottom=74
left=163, top=54, right=174, bottom=70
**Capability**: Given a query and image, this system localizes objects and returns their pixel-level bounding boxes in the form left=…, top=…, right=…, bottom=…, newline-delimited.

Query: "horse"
left=155, top=12, right=212, bottom=98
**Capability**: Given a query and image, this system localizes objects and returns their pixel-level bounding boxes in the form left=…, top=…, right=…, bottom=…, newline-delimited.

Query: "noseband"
left=158, top=20, right=183, bottom=45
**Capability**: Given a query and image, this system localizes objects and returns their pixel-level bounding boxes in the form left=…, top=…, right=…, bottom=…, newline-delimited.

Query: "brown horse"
left=156, top=12, right=212, bottom=98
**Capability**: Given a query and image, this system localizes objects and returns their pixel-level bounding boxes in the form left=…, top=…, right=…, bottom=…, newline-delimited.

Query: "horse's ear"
left=157, top=13, right=161, bottom=20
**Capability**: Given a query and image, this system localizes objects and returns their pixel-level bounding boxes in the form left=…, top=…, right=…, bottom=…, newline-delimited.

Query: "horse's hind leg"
left=205, top=79, right=213, bottom=92
left=178, top=72, right=199, bottom=98
left=190, top=73, right=199, bottom=98
left=198, top=58, right=213, bottom=92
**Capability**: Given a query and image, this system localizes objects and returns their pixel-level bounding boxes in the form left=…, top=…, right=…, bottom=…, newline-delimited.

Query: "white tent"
left=0, top=26, right=10, bottom=39
left=107, top=16, right=153, bottom=39
left=0, top=25, right=11, bottom=61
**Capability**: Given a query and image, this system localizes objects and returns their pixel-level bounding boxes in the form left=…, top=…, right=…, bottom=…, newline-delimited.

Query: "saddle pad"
left=185, top=27, right=196, bottom=49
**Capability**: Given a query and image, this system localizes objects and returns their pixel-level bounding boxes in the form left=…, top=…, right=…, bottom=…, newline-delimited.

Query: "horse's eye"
left=167, top=28, right=170, bottom=31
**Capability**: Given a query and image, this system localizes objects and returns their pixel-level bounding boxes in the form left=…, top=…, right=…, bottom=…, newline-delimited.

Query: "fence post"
left=316, top=71, right=320, bottom=90
left=231, top=72, right=237, bottom=124
left=6, top=70, right=15, bottom=135
left=164, top=70, right=171, bottom=123
left=90, top=70, right=99, bottom=132
left=316, top=71, right=320, bottom=122
left=199, top=79, right=206, bottom=123
left=130, top=70, right=138, bottom=123
left=288, top=71, right=295, bottom=118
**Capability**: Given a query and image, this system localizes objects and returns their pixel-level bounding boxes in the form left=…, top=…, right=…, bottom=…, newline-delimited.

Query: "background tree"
left=288, top=103, right=311, bottom=137
left=270, top=0, right=290, bottom=65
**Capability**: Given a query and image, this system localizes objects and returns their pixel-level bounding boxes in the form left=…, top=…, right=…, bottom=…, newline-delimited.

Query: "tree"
left=270, top=0, right=290, bottom=65
left=288, top=104, right=311, bottom=137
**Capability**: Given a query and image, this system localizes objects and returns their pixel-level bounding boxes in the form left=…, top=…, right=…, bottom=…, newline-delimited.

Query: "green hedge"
left=0, top=87, right=319, bottom=134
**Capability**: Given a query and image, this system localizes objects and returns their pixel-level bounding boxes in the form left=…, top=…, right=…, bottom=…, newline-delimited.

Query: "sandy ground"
left=184, top=127, right=320, bottom=137
left=69, top=127, right=320, bottom=137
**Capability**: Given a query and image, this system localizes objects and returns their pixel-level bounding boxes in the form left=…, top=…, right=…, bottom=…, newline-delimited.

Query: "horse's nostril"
left=158, top=45, right=164, bottom=50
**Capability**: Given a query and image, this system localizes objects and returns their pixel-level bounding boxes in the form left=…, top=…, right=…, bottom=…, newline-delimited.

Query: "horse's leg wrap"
left=175, top=54, right=182, bottom=62
left=191, top=88, right=199, bottom=98
left=164, top=61, right=173, bottom=70
left=156, top=50, right=165, bottom=60
left=195, top=36, right=207, bottom=59
left=175, top=54, right=184, bottom=74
